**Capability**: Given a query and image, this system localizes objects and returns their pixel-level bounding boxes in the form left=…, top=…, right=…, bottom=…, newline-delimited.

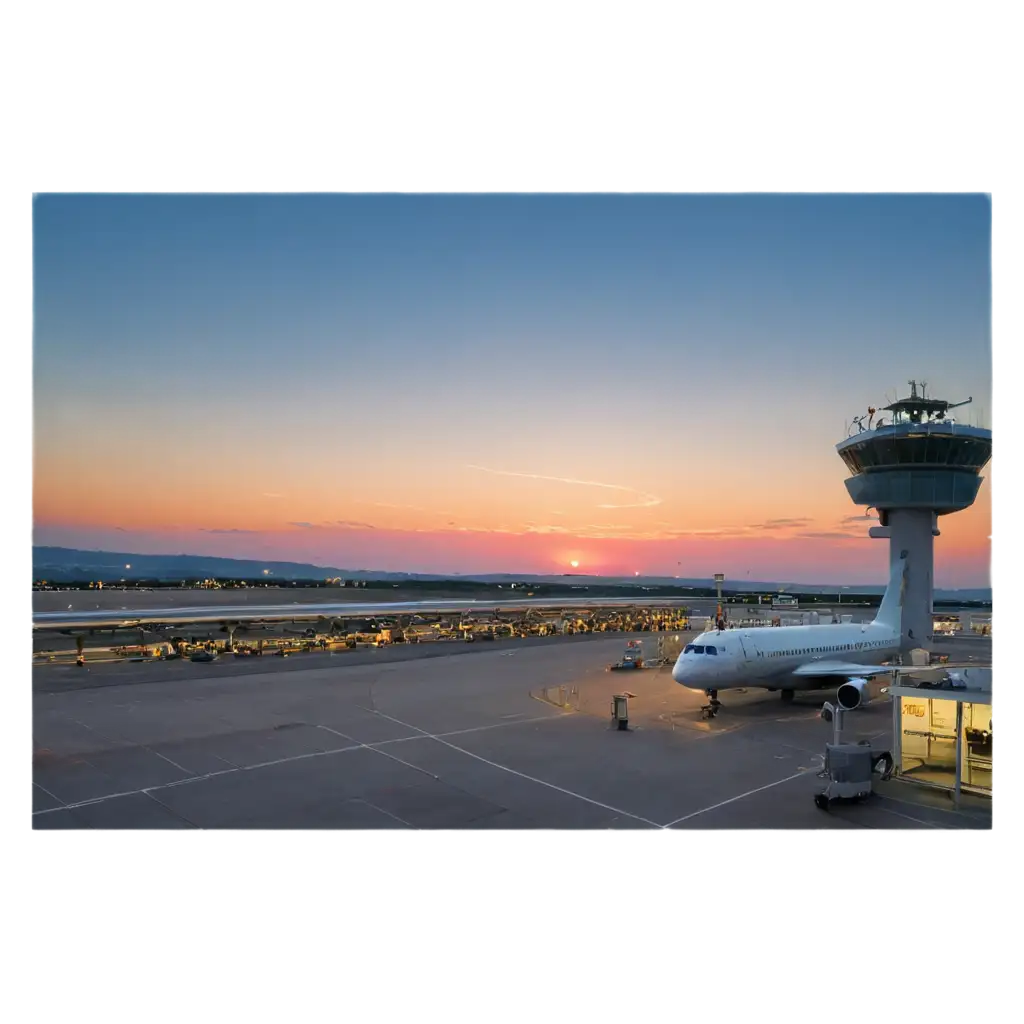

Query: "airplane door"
left=736, top=633, right=761, bottom=676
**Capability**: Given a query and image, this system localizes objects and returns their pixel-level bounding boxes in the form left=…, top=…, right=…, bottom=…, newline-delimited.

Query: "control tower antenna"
left=883, top=384, right=973, bottom=426
left=836, top=381, right=990, bottom=652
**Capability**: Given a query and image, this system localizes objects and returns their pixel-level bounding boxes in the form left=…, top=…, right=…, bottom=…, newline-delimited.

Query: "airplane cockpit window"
left=683, top=644, right=695, bottom=654
left=705, top=645, right=718, bottom=655
left=692, top=645, right=705, bottom=654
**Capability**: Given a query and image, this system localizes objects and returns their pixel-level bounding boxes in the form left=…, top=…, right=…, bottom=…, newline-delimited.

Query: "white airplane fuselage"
left=671, top=620, right=901, bottom=693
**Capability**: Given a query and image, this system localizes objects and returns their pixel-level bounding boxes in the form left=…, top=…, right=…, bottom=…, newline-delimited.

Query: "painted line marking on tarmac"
left=356, top=798, right=415, bottom=829
left=872, top=805, right=944, bottom=829
left=32, top=712, right=571, bottom=816
left=32, top=781, right=67, bottom=808
left=661, top=769, right=817, bottom=827
left=318, top=724, right=440, bottom=780
left=145, top=748, right=192, bottom=775
left=359, top=707, right=662, bottom=829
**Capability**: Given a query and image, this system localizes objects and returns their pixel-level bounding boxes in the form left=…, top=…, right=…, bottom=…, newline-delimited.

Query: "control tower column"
left=836, top=381, right=990, bottom=653
left=885, top=509, right=934, bottom=648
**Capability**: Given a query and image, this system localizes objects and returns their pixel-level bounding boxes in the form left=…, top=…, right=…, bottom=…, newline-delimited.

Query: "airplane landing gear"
left=701, top=689, right=721, bottom=719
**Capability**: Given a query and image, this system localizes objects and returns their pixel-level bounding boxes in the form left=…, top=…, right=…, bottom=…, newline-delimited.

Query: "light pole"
left=838, top=586, right=848, bottom=605
left=714, top=573, right=725, bottom=629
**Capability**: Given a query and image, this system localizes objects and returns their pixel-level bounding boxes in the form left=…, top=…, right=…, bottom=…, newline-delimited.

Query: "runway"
left=32, top=635, right=992, bottom=830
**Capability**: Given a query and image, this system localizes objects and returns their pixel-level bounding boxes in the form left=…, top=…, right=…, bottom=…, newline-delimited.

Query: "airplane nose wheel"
left=701, top=689, right=721, bottom=719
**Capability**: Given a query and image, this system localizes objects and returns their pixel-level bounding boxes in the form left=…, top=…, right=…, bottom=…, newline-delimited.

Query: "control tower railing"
left=846, top=380, right=976, bottom=437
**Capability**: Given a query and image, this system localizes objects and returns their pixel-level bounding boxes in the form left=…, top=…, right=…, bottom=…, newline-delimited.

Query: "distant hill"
left=31, top=546, right=991, bottom=602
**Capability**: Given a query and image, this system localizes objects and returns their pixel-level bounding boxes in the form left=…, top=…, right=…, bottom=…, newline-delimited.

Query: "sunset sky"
left=32, top=194, right=992, bottom=587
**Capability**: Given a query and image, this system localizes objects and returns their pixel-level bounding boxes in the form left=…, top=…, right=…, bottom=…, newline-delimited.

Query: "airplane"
left=672, top=555, right=918, bottom=712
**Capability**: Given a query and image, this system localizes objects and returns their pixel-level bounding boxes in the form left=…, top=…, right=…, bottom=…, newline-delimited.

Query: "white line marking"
left=32, top=713, right=570, bottom=816
left=357, top=798, right=415, bottom=828
left=360, top=707, right=662, bottom=829
left=151, top=749, right=192, bottom=770
left=142, top=788, right=200, bottom=827
left=44, top=787, right=147, bottom=811
left=163, top=769, right=237, bottom=788
left=365, top=712, right=563, bottom=745
left=32, top=781, right=67, bottom=807
left=872, top=805, right=943, bottom=829
left=661, top=769, right=816, bottom=827
left=318, top=725, right=440, bottom=780
left=68, top=716, right=192, bottom=775
left=243, top=743, right=363, bottom=772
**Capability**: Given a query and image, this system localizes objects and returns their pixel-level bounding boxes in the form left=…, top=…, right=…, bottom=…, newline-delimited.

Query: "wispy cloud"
left=202, top=528, right=256, bottom=534
left=334, top=520, right=376, bottom=530
left=287, top=521, right=318, bottom=529
left=840, top=513, right=879, bottom=525
left=796, top=530, right=863, bottom=540
left=114, top=526, right=128, bottom=532
left=664, top=517, right=814, bottom=539
left=262, top=492, right=284, bottom=499
left=465, top=465, right=661, bottom=509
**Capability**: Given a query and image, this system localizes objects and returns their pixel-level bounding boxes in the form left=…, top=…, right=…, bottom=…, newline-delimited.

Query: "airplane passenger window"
left=705, top=646, right=718, bottom=655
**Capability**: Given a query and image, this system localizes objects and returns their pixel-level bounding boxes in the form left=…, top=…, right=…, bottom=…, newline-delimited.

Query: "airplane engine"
left=836, top=677, right=872, bottom=711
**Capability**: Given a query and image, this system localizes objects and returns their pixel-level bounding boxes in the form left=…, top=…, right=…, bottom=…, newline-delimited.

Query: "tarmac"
left=32, top=635, right=993, bottom=830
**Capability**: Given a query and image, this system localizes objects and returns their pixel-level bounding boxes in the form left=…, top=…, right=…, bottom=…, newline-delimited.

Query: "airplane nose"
left=672, top=656, right=689, bottom=686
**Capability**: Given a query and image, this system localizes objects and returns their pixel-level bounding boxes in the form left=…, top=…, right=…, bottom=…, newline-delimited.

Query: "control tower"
left=836, top=380, right=991, bottom=651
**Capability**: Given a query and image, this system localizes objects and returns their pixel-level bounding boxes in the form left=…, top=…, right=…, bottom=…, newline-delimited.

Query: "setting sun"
left=569, top=560, right=579, bottom=568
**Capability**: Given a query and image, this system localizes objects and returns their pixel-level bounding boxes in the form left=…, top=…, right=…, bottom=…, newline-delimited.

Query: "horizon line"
left=32, top=544, right=991, bottom=592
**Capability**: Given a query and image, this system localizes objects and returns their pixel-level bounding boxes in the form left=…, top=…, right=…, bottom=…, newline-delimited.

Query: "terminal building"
left=836, top=382, right=992, bottom=802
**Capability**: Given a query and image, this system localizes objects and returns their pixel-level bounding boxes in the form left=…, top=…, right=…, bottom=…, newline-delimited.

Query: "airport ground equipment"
left=815, top=744, right=874, bottom=808
left=611, top=694, right=629, bottom=730
left=700, top=694, right=722, bottom=720
left=814, top=702, right=894, bottom=810
left=610, top=639, right=645, bottom=671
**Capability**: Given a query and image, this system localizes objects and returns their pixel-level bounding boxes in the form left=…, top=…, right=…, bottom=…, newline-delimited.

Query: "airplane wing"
left=792, top=660, right=977, bottom=679
left=792, top=660, right=896, bottom=678
left=33, top=596, right=686, bottom=631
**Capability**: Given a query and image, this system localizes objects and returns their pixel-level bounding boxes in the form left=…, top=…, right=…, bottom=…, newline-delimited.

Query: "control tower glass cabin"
left=835, top=381, right=991, bottom=650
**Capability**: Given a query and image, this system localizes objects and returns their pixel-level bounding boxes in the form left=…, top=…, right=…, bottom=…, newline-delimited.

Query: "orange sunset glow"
left=33, top=195, right=992, bottom=587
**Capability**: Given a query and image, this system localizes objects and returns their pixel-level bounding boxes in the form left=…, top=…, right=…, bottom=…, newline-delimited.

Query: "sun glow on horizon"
left=31, top=196, right=991, bottom=590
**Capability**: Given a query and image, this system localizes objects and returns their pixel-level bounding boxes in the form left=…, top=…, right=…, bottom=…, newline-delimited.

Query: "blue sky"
left=33, top=194, right=992, bottom=585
